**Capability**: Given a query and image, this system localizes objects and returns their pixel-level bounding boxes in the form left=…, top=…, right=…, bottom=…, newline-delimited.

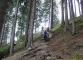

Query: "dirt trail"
left=4, top=29, right=83, bottom=60
left=5, top=39, right=56, bottom=60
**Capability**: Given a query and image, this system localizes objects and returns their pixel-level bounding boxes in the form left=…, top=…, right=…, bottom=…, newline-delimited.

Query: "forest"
left=0, top=0, right=83, bottom=60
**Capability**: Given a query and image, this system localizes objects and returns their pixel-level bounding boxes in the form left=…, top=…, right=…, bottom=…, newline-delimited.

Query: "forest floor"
left=4, top=28, right=83, bottom=60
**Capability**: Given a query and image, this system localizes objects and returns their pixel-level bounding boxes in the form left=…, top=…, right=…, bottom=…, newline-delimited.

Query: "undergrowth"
left=33, top=33, right=40, bottom=41
left=0, top=44, right=10, bottom=53
left=51, top=24, right=61, bottom=32
left=14, top=32, right=40, bottom=52
left=62, top=32, right=71, bottom=42
left=71, top=53, right=83, bottom=60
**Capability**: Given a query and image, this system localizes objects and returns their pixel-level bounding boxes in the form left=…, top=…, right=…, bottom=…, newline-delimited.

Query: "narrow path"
left=5, top=39, right=56, bottom=60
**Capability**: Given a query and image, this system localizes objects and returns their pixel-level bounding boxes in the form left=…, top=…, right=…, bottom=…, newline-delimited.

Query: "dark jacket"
left=44, top=31, right=47, bottom=38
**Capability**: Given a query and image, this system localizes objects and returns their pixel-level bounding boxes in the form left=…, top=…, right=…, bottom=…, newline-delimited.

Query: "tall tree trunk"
left=10, top=0, right=19, bottom=56
left=0, top=0, right=7, bottom=44
left=68, top=0, right=72, bottom=19
left=50, top=0, right=53, bottom=29
left=49, top=6, right=50, bottom=29
left=65, top=0, right=69, bottom=31
left=77, top=0, right=81, bottom=16
left=74, top=0, right=76, bottom=17
left=48, top=0, right=51, bottom=29
left=20, top=29, right=22, bottom=36
left=61, top=0, right=65, bottom=27
left=81, top=0, right=83, bottom=21
left=20, top=20, right=23, bottom=36
left=70, top=0, right=76, bottom=35
left=27, top=0, right=36, bottom=48
left=69, top=0, right=74, bottom=19
left=0, top=22, right=5, bottom=47
left=24, top=0, right=32, bottom=47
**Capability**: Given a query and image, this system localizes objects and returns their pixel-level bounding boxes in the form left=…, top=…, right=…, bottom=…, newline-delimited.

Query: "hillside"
left=3, top=17, right=83, bottom=60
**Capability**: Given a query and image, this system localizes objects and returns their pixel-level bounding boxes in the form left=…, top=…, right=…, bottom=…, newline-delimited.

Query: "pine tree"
left=10, top=0, right=19, bottom=56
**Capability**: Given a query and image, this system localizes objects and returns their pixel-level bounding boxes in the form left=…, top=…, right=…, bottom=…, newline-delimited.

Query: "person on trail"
left=44, top=30, right=48, bottom=41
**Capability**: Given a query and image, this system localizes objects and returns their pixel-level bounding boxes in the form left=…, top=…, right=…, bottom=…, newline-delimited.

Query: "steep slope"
left=4, top=17, right=83, bottom=60
left=48, top=29, right=83, bottom=59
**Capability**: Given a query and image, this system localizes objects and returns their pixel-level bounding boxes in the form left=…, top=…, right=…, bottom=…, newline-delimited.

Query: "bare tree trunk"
left=27, top=0, right=36, bottom=48
left=49, top=6, right=51, bottom=30
left=81, top=0, right=83, bottom=21
left=70, top=0, right=76, bottom=35
left=65, top=0, right=69, bottom=31
left=68, top=0, right=72, bottom=19
left=10, top=0, right=19, bottom=56
left=61, top=0, right=65, bottom=27
left=77, top=0, right=81, bottom=16
left=50, top=0, right=53, bottom=29
left=0, top=0, right=7, bottom=39
left=24, top=0, right=32, bottom=47
left=74, top=0, right=77, bottom=17
left=79, top=0, right=81, bottom=15
left=0, top=22, right=5, bottom=47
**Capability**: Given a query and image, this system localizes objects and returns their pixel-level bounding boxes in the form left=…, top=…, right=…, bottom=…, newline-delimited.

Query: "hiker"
left=44, top=30, right=48, bottom=41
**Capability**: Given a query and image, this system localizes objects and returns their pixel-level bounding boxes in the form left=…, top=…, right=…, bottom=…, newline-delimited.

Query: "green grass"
left=0, top=45, right=10, bottom=53
left=69, top=16, right=82, bottom=24
left=75, top=17, right=82, bottom=23
left=75, top=16, right=83, bottom=31
left=14, top=35, right=25, bottom=52
left=66, top=16, right=83, bottom=32
left=14, top=42, right=24, bottom=52
left=71, top=53, right=83, bottom=60
left=51, top=24, right=61, bottom=32
left=77, top=22, right=83, bottom=28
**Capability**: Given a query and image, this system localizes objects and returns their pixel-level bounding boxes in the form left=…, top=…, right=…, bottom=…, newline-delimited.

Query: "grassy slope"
left=0, top=45, right=10, bottom=53
left=48, top=16, right=83, bottom=59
